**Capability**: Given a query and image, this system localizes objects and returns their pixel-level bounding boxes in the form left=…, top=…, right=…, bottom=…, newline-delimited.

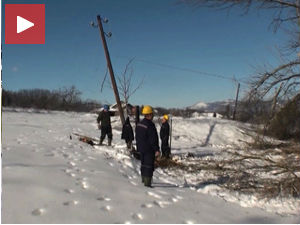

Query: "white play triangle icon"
left=17, top=16, right=34, bottom=33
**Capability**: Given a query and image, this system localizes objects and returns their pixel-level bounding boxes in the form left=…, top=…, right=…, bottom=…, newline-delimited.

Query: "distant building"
left=109, top=101, right=135, bottom=116
left=92, top=102, right=145, bottom=117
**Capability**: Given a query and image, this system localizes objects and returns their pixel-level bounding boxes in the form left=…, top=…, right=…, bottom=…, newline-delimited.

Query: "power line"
left=115, top=55, right=249, bottom=85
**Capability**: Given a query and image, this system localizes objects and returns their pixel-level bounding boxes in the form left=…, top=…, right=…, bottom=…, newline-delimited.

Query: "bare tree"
left=57, top=85, right=82, bottom=110
left=183, top=0, right=300, bottom=26
left=116, top=59, right=144, bottom=117
left=183, top=0, right=300, bottom=113
left=249, top=60, right=300, bottom=102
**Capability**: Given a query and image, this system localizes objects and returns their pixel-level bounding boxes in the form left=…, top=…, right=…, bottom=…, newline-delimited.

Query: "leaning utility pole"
left=232, top=82, right=240, bottom=120
left=169, top=115, right=173, bottom=153
left=96, top=15, right=125, bottom=125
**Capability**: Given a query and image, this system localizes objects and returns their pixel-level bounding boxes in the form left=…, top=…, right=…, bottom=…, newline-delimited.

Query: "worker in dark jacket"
left=136, top=105, right=160, bottom=187
left=97, top=105, right=114, bottom=146
left=160, top=114, right=170, bottom=159
left=121, top=117, right=134, bottom=150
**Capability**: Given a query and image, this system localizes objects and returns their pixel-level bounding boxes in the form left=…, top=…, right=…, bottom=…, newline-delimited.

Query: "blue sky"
left=1, top=0, right=289, bottom=108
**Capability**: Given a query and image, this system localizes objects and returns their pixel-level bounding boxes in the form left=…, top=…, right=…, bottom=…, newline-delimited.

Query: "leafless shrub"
left=2, top=86, right=101, bottom=112
left=158, top=142, right=300, bottom=199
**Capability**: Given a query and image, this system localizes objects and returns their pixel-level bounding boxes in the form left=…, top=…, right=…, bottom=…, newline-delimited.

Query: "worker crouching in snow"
left=160, top=114, right=170, bottom=159
left=136, top=105, right=160, bottom=187
left=121, top=117, right=134, bottom=150
left=97, top=105, right=114, bottom=146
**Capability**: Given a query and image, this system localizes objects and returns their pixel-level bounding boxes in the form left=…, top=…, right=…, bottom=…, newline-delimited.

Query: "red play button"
left=17, top=16, right=35, bottom=34
left=5, top=4, right=45, bottom=44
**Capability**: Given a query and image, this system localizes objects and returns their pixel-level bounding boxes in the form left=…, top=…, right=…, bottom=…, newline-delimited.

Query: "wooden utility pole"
left=169, top=115, right=172, bottom=153
left=135, top=105, right=140, bottom=126
left=233, top=82, right=240, bottom=120
left=96, top=15, right=125, bottom=125
left=297, top=0, right=300, bottom=59
left=232, top=83, right=241, bottom=120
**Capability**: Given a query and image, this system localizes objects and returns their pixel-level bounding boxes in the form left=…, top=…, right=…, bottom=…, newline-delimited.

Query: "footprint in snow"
left=63, top=200, right=79, bottom=206
left=130, top=181, right=137, bottom=186
left=97, top=196, right=111, bottom=202
left=153, top=200, right=171, bottom=208
left=74, top=168, right=86, bottom=173
left=89, top=169, right=104, bottom=174
left=64, top=168, right=72, bottom=173
left=32, top=208, right=45, bottom=216
left=170, top=197, right=179, bottom=203
left=127, top=175, right=134, bottom=180
left=65, top=171, right=76, bottom=177
left=131, top=213, right=143, bottom=220
left=156, top=190, right=169, bottom=195
left=167, top=194, right=183, bottom=203
left=101, top=205, right=112, bottom=212
left=141, top=203, right=153, bottom=208
left=175, top=195, right=183, bottom=200
left=77, top=181, right=89, bottom=189
left=146, top=191, right=162, bottom=199
left=44, top=152, right=55, bottom=157
left=68, top=161, right=76, bottom=167
left=76, top=177, right=87, bottom=182
left=79, top=158, right=88, bottom=162
left=64, top=189, right=75, bottom=194
left=121, top=173, right=130, bottom=179
left=62, top=153, right=71, bottom=159
left=16, top=138, right=24, bottom=144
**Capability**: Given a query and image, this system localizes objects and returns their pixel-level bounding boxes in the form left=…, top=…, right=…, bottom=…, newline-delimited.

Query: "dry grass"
left=155, top=157, right=187, bottom=170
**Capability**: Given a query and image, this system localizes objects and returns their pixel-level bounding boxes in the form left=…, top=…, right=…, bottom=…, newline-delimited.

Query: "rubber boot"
left=144, top=177, right=152, bottom=188
left=99, top=137, right=104, bottom=145
left=108, top=138, right=112, bottom=146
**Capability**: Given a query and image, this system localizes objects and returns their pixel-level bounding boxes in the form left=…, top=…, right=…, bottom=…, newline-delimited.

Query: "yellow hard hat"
left=163, top=114, right=169, bottom=120
left=142, top=105, right=153, bottom=115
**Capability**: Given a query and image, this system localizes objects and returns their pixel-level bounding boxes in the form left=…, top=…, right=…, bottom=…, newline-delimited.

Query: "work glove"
left=98, top=123, right=101, bottom=130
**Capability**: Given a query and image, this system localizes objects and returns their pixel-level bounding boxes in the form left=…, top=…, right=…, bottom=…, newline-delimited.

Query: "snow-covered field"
left=2, top=108, right=300, bottom=223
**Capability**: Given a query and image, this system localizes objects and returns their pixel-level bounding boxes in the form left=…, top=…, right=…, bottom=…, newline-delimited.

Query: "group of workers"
left=97, top=104, right=170, bottom=188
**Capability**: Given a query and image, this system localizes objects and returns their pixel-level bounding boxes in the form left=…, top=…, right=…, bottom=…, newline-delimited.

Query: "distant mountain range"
left=187, top=100, right=235, bottom=112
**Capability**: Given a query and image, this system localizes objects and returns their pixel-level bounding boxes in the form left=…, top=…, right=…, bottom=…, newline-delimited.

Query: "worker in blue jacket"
left=121, top=117, right=134, bottom=150
left=135, top=105, right=160, bottom=187
left=160, top=114, right=170, bottom=159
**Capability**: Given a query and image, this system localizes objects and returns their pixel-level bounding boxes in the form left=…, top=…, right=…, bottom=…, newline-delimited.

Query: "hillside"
left=188, top=100, right=235, bottom=112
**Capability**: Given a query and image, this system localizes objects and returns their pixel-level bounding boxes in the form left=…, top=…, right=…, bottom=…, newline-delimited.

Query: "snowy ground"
left=2, top=108, right=300, bottom=223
